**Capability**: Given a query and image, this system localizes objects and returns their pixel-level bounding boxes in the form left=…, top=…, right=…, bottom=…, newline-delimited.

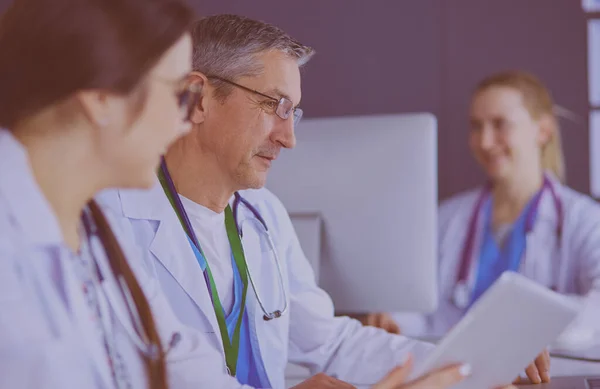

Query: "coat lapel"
left=239, top=216, right=265, bottom=300
left=149, top=217, right=221, bottom=337
left=119, top=184, right=221, bottom=340
left=237, top=204, right=289, bottom=387
left=521, top=180, right=562, bottom=287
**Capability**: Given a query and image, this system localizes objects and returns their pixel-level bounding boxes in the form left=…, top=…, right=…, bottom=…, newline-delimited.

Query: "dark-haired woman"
left=0, top=0, right=199, bottom=388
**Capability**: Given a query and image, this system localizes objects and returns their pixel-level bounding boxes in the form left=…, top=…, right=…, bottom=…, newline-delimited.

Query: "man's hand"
left=349, top=312, right=401, bottom=334
left=514, top=349, right=551, bottom=384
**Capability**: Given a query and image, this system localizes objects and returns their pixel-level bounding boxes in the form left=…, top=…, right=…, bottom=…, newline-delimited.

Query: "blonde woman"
left=366, top=71, right=600, bottom=384
left=414, top=71, right=600, bottom=345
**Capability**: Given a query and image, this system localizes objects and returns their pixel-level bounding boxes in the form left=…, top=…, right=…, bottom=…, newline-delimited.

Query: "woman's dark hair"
left=89, top=201, right=169, bottom=389
left=0, top=1, right=195, bottom=388
left=0, top=0, right=194, bottom=128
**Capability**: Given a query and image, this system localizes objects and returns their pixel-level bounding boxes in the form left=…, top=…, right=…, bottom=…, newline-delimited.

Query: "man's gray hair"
left=191, top=14, right=315, bottom=100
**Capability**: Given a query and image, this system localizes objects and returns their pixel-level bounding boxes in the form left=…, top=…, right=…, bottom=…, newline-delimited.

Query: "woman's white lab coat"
left=396, top=174, right=600, bottom=339
left=0, top=196, right=101, bottom=389
left=0, top=130, right=255, bottom=389
left=97, top=183, right=433, bottom=389
left=0, top=130, right=143, bottom=389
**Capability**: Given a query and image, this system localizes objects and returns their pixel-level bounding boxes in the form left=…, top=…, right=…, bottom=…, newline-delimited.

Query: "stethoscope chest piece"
left=452, top=281, right=470, bottom=310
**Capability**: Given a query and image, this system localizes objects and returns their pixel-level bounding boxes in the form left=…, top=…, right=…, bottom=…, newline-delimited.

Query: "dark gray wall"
left=0, top=1, right=589, bottom=200
left=438, top=1, right=588, bottom=198
left=193, top=1, right=589, bottom=200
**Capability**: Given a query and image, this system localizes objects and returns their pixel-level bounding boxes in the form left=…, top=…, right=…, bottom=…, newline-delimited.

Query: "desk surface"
left=551, top=344, right=600, bottom=363
left=516, top=376, right=594, bottom=388
left=550, top=356, right=600, bottom=376
left=285, top=358, right=600, bottom=388
left=516, top=376, right=600, bottom=389
left=412, top=336, right=600, bottom=377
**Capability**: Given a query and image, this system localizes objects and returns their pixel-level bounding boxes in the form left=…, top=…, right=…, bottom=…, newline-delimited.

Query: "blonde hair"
left=473, top=71, right=565, bottom=183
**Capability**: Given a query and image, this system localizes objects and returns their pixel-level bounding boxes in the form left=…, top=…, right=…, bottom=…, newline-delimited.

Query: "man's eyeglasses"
left=207, top=75, right=303, bottom=126
left=154, top=76, right=202, bottom=122
left=176, top=80, right=202, bottom=122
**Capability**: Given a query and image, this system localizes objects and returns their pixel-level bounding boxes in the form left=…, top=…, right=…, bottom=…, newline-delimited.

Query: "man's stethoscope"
left=451, top=175, right=564, bottom=309
left=159, top=158, right=288, bottom=321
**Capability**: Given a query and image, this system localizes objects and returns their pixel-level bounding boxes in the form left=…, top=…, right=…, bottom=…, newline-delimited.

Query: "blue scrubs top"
left=187, top=235, right=268, bottom=387
left=226, top=253, right=268, bottom=387
left=470, top=194, right=540, bottom=304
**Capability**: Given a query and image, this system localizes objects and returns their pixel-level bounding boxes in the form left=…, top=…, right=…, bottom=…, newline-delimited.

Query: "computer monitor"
left=266, top=113, right=438, bottom=313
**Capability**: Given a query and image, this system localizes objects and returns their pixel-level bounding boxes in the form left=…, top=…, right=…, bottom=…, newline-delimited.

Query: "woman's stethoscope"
left=81, top=206, right=180, bottom=361
left=159, top=158, right=288, bottom=321
left=451, top=175, right=564, bottom=309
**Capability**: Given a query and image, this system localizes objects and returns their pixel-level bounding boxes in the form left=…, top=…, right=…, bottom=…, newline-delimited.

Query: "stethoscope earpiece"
left=263, top=310, right=283, bottom=321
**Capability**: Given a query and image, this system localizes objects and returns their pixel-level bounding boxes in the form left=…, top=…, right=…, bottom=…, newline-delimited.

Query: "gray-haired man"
left=100, top=14, right=536, bottom=389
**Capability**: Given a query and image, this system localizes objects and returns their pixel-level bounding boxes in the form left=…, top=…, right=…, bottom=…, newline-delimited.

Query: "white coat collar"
left=118, top=179, right=173, bottom=221
left=117, top=184, right=273, bottom=365
left=467, top=171, right=563, bottom=225
left=536, top=172, right=563, bottom=226
left=0, top=130, right=63, bottom=246
left=118, top=183, right=224, bottom=341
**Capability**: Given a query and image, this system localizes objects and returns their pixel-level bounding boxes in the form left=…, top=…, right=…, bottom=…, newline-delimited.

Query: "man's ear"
left=188, top=71, right=209, bottom=125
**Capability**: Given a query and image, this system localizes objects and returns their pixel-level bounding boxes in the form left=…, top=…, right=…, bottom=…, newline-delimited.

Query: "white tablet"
left=410, top=272, right=579, bottom=388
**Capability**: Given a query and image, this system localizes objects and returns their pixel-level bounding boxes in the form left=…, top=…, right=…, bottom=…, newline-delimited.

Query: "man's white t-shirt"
left=179, top=195, right=235, bottom=314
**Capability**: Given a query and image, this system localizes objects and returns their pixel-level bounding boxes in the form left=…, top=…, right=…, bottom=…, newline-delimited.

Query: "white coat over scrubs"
left=0, top=130, right=257, bottom=389
left=97, top=183, right=434, bottom=389
left=395, top=174, right=600, bottom=339
left=0, top=131, right=103, bottom=388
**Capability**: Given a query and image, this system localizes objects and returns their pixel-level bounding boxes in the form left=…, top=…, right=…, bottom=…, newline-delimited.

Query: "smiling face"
left=468, top=85, right=550, bottom=183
